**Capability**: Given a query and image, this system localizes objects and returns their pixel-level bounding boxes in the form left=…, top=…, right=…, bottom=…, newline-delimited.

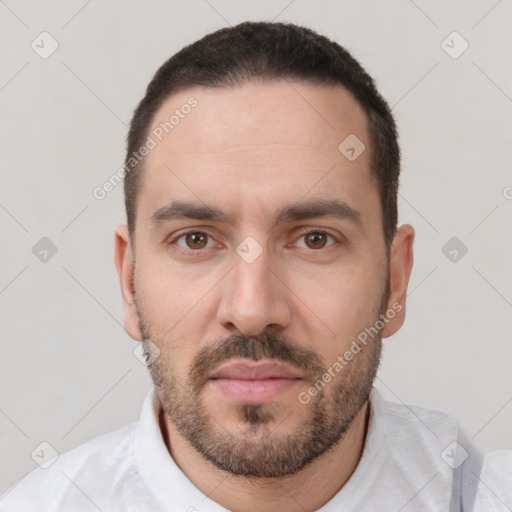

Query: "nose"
left=216, top=245, right=292, bottom=337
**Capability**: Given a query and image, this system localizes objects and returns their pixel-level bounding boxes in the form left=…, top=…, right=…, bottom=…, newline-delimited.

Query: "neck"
left=159, top=402, right=369, bottom=512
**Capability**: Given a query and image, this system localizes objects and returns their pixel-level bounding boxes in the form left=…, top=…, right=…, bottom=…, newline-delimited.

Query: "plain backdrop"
left=1, top=0, right=511, bottom=495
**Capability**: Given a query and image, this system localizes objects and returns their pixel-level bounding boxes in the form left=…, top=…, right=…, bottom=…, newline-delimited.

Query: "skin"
left=115, top=80, right=414, bottom=512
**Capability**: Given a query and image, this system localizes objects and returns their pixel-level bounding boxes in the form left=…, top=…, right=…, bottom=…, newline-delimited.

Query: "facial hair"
left=137, top=286, right=388, bottom=479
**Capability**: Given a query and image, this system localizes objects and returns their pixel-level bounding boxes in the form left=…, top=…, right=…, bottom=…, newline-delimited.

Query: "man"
left=1, top=21, right=510, bottom=512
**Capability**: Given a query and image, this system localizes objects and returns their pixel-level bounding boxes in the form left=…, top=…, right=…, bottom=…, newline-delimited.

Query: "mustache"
left=189, top=331, right=326, bottom=393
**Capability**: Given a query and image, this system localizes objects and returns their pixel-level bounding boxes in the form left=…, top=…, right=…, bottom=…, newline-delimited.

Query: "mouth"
left=208, top=360, right=303, bottom=405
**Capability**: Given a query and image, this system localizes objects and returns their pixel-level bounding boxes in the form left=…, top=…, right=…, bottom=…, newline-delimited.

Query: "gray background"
left=1, top=0, right=511, bottom=494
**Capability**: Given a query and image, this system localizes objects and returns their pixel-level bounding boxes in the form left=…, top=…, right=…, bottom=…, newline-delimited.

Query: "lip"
left=210, top=360, right=303, bottom=380
left=208, top=360, right=303, bottom=404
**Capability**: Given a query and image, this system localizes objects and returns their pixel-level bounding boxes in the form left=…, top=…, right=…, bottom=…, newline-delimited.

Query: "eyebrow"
left=150, top=201, right=233, bottom=225
left=273, top=199, right=361, bottom=226
left=149, top=199, right=361, bottom=227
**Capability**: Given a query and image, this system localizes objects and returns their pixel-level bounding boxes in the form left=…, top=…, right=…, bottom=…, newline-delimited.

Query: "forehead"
left=139, top=80, right=376, bottom=223
left=147, top=80, right=369, bottom=158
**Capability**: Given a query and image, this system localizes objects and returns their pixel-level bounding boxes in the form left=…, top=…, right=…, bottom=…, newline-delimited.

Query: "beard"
left=136, top=285, right=388, bottom=479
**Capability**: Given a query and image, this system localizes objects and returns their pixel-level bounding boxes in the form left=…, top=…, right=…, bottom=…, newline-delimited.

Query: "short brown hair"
left=124, top=21, right=400, bottom=249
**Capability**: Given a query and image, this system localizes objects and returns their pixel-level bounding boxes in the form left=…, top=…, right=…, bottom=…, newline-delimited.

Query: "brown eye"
left=304, top=232, right=328, bottom=249
left=175, top=232, right=211, bottom=250
left=186, top=232, right=208, bottom=249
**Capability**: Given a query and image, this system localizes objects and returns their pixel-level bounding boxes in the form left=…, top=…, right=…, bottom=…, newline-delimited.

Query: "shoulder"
left=474, top=450, right=512, bottom=511
left=366, top=389, right=512, bottom=510
left=369, top=388, right=462, bottom=448
left=367, top=389, right=482, bottom=504
left=0, top=422, right=138, bottom=512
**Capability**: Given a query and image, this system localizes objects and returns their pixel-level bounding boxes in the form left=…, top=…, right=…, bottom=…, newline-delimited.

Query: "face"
left=116, top=80, right=413, bottom=478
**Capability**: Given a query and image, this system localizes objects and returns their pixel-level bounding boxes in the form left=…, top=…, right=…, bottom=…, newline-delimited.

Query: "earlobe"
left=114, top=225, right=143, bottom=341
left=381, top=224, right=415, bottom=338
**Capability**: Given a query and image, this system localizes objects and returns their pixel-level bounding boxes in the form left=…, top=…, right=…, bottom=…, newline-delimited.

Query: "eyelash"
left=169, top=228, right=338, bottom=252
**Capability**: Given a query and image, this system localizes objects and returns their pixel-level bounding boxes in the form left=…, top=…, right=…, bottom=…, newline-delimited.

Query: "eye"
left=295, top=230, right=336, bottom=250
left=175, top=231, right=215, bottom=250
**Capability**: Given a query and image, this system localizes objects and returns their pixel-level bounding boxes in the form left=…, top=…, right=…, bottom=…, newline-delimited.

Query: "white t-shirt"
left=1, top=387, right=510, bottom=511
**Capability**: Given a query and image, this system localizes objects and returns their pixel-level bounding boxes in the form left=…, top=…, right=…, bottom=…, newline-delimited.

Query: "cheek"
left=300, top=261, right=381, bottom=309
left=291, top=264, right=384, bottom=358
left=135, top=262, right=218, bottom=363
left=136, top=255, right=215, bottom=319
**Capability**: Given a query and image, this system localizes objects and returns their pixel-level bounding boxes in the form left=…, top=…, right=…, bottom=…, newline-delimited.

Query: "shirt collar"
left=134, top=387, right=229, bottom=511
left=134, top=386, right=385, bottom=510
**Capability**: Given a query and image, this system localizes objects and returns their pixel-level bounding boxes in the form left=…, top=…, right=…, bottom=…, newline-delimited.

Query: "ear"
left=114, top=225, right=143, bottom=341
left=381, top=224, right=415, bottom=338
